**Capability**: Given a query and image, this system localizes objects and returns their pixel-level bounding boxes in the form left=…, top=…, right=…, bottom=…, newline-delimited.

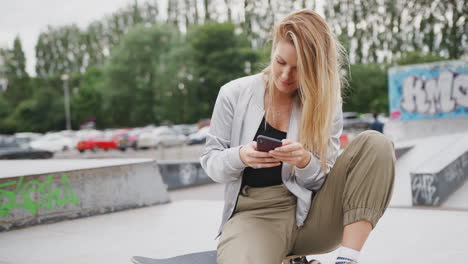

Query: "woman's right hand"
left=239, top=141, right=282, bottom=169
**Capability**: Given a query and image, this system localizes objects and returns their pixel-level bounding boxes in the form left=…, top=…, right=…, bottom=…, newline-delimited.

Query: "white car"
left=186, top=126, right=210, bottom=145
left=137, top=126, right=187, bottom=149
left=14, top=132, right=43, bottom=148
left=30, top=133, right=75, bottom=152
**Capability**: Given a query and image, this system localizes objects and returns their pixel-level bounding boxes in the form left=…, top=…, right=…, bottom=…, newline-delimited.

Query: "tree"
left=343, top=63, right=388, bottom=114
left=0, top=93, right=14, bottom=134
left=35, top=25, right=86, bottom=77
left=0, top=36, right=31, bottom=105
left=188, top=23, right=259, bottom=117
left=71, top=66, right=104, bottom=128
left=324, top=0, right=467, bottom=63
left=101, top=24, right=178, bottom=127
left=8, top=86, right=65, bottom=132
left=395, top=51, right=449, bottom=66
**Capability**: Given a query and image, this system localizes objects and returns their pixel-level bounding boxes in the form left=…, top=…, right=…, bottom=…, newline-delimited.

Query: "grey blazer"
left=200, top=73, right=343, bottom=235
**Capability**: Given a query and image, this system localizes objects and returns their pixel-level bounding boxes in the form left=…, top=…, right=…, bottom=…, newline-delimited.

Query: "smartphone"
left=256, top=135, right=283, bottom=152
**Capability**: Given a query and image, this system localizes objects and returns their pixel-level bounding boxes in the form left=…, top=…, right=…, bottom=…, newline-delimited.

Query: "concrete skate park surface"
left=2, top=131, right=468, bottom=263
left=0, top=183, right=467, bottom=264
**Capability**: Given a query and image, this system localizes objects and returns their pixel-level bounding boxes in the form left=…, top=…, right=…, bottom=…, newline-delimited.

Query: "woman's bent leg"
left=217, top=185, right=297, bottom=264
left=291, top=130, right=395, bottom=255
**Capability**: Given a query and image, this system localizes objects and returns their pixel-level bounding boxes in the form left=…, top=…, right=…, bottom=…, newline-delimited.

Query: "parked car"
left=360, top=113, right=389, bottom=125
left=0, top=136, right=53, bottom=159
left=30, top=133, right=75, bottom=152
left=172, top=124, right=198, bottom=136
left=118, top=129, right=141, bottom=151
left=186, top=126, right=210, bottom=145
left=76, top=138, right=97, bottom=153
left=343, top=112, right=370, bottom=130
left=197, top=119, right=211, bottom=129
left=93, top=130, right=119, bottom=151
left=76, top=130, right=103, bottom=153
left=14, top=132, right=42, bottom=148
left=137, top=126, right=187, bottom=149
left=339, top=133, right=349, bottom=149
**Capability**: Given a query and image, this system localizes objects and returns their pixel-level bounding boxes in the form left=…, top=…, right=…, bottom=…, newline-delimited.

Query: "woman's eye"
left=277, top=60, right=286, bottom=65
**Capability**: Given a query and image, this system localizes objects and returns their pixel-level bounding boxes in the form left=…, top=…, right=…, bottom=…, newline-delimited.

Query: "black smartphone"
left=256, top=135, right=283, bottom=152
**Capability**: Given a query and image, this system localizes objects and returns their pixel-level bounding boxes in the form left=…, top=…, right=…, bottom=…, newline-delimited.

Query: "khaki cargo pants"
left=217, top=131, right=396, bottom=264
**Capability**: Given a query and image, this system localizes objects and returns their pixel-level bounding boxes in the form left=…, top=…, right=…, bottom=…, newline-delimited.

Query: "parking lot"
left=53, top=144, right=205, bottom=161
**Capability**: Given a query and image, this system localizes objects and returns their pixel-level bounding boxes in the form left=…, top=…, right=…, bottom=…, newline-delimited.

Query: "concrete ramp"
left=0, top=159, right=169, bottom=231
left=390, top=132, right=468, bottom=208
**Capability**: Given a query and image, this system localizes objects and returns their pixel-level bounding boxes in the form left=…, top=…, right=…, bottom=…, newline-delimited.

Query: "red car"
left=76, top=137, right=119, bottom=152
left=94, top=137, right=119, bottom=150
left=76, top=130, right=126, bottom=153
left=76, top=138, right=97, bottom=152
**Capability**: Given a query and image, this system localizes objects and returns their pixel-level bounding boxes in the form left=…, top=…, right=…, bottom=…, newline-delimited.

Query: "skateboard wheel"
left=308, top=260, right=321, bottom=264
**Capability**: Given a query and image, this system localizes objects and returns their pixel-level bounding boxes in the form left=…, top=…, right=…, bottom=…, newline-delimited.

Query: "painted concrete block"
left=0, top=159, right=169, bottom=231
left=411, top=151, right=468, bottom=206
left=390, top=132, right=468, bottom=208
left=157, top=161, right=213, bottom=190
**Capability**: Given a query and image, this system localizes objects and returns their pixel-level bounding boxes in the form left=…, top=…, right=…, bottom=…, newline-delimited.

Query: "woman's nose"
left=281, top=69, right=291, bottom=80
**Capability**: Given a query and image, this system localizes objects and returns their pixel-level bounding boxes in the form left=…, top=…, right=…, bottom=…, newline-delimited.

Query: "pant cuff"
left=343, top=208, right=382, bottom=229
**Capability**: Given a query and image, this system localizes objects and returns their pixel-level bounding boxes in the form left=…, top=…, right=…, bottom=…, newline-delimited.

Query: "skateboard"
left=131, top=251, right=321, bottom=264
left=131, top=251, right=216, bottom=264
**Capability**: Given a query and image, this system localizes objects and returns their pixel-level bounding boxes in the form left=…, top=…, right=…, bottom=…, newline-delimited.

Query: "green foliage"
left=325, top=0, right=466, bottom=63
left=0, top=36, right=31, bottom=105
left=71, top=66, right=104, bottom=128
left=102, top=24, right=178, bottom=127
left=343, top=64, right=388, bottom=114
left=0, top=94, right=14, bottom=134
left=395, top=51, right=449, bottom=66
left=188, top=23, right=259, bottom=116
left=7, top=87, right=65, bottom=133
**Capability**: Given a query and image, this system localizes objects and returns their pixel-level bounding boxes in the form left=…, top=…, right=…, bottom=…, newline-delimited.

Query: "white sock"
left=335, top=246, right=360, bottom=263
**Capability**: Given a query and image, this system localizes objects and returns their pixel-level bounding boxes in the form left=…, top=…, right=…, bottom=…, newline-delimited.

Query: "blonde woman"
left=200, top=9, right=395, bottom=264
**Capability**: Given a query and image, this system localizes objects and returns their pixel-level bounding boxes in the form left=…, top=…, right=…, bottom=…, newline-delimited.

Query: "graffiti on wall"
left=411, top=174, right=440, bottom=206
left=0, top=174, right=79, bottom=217
left=389, top=61, right=468, bottom=120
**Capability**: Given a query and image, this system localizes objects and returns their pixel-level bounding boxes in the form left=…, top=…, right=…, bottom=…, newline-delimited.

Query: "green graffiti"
left=0, top=174, right=79, bottom=217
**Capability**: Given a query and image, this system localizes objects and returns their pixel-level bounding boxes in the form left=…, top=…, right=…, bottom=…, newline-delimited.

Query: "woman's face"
left=271, top=40, right=299, bottom=96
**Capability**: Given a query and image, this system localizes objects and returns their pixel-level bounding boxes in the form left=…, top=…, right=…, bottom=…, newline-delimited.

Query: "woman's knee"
left=353, top=130, right=395, bottom=158
left=345, top=130, right=396, bottom=185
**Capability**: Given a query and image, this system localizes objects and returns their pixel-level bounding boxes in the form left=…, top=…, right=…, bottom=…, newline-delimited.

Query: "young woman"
left=200, top=9, right=395, bottom=264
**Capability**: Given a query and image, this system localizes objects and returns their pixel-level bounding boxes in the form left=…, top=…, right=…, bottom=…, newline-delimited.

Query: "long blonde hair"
left=262, top=9, right=346, bottom=171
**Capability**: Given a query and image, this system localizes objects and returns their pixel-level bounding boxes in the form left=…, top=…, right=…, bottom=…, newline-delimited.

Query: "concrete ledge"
left=411, top=150, right=468, bottom=206
left=390, top=132, right=468, bottom=208
left=157, top=161, right=214, bottom=190
left=0, top=159, right=170, bottom=231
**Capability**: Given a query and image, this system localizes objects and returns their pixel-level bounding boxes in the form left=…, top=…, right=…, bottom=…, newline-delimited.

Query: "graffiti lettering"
left=443, top=152, right=468, bottom=183
left=0, top=174, right=79, bottom=217
left=411, top=174, right=440, bottom=205
left=401, top=72, right=468, bottom=114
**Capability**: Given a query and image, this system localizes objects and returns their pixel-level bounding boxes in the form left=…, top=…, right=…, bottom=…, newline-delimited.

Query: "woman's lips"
left=281, top=80, right=293, bottom=86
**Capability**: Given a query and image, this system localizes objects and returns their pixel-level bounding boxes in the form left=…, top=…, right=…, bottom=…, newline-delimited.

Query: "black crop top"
left=242, top=117, right=287, bottom=188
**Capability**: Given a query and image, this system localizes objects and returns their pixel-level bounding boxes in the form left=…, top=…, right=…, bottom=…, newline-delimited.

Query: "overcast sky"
left=0, top=0, right=141, bottom=76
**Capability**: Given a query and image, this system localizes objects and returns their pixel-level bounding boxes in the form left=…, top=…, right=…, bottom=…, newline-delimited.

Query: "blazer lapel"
left=282, top=98, right=301, bottom=180
left=240, top=75, right=265, bottom=145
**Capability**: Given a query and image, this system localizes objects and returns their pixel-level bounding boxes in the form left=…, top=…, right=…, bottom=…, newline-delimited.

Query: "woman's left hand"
left=269, top=139, right=311, bottom=169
